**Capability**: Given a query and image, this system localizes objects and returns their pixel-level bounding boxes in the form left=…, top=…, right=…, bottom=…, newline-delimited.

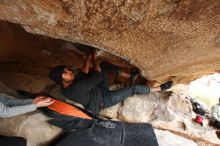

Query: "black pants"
left=98, top=62, right=150, bottom=108
left=0, top=135, right=26, bottom=146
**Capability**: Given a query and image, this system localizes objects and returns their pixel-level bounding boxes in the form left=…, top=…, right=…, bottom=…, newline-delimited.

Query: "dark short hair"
left=48, top=65, right=66, bottom=84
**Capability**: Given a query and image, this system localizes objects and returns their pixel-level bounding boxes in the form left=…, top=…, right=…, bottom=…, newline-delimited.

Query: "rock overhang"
left=0, top=0, right=219, bottom=84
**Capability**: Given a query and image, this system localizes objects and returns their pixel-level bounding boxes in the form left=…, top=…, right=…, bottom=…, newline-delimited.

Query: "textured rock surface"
left=0, top=21, right=218, bottom=145
left=0, top=81, right=203, bottom=146
left=155, top=129, right=198, bottom=146
left=0, top=113, right=62, bottom=146
left=0, top=81, right=62, bottom=146
left=0, top=21, right=132, bottom=92
left=100, top=84, right=220, bottom=145
left=0, top=0, right=219, bottom=84
left=0, top=1, right=220, bottom=145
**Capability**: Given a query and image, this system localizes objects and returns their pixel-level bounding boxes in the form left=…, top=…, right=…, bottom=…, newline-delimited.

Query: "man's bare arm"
left=81, top=54, right=92, bottom=74
left=92, top=51, right=101, bottom=72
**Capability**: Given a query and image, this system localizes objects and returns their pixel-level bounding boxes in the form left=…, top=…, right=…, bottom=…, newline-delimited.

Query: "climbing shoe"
left=130, top=68, right=140, bottom=85
left=160, top=81, right=173, bottom=91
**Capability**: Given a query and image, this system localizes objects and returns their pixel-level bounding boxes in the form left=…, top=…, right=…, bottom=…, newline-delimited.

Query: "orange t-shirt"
left=48, top=99, right=92, bottom=120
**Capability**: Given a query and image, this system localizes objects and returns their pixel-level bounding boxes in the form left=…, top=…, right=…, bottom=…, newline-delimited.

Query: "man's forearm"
left=93, top=62, right=101, bottom=72
left=91, top=52, right=101, bottom=72
left=81, top=63, right=90, bottom=73
left=81, top=58, right=91, bottom=74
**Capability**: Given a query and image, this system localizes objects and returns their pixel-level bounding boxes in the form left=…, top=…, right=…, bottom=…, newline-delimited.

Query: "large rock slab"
left=0, top=80, right=218, bottom=146
left=0, top=112, right=62, bottom=146
left=155, top=129, right=198, bottom=146
left=0, top=81, right=62, bottom=146
left=100, top=85, right=220, bottom=145
left=0, top=0, right=219, bottom=83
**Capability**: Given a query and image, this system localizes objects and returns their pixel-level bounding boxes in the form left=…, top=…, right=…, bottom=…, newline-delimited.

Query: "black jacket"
left=61, top=71, right=103, bottom=114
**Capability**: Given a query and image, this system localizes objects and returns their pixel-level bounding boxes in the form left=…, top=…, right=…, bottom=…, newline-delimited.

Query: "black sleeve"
left=67, top=71, right=102, bottom=97
left=75, top=72, right=88, bottom=80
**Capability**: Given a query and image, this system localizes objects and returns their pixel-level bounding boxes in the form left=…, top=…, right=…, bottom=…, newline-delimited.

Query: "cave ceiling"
left=0, top=0, right=219, bottom=83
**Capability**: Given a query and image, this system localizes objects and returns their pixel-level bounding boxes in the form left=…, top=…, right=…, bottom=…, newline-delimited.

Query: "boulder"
left=0, top=0, right=219, bottom=83
left=100, top=85, right=220, bottom=145
left=0, top=112, right=61, bottom=146
left=155, top=129, right=198, bottom=146
left=0, top=81, right=62, bottom=146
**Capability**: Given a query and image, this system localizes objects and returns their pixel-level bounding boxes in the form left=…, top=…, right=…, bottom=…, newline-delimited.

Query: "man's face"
left=62, top=68, right=75, bottom=82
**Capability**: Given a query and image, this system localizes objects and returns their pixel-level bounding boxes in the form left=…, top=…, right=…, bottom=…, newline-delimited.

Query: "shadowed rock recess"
left=0, top=0, right=220, bottom=146
left=0, top=0, right=219, bottom=84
